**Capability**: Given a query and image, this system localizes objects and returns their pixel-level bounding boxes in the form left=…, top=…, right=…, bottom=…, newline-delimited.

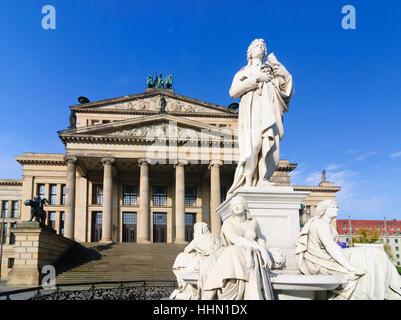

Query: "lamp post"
left=348, top=216, right=353, bottom=247
left=0, top=209, right=5, bottom=284
left=384, top=217, right=391, bottom=259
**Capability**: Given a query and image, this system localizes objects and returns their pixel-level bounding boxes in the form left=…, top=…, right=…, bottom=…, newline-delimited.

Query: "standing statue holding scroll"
left=228, top=39, right=294, bottom=195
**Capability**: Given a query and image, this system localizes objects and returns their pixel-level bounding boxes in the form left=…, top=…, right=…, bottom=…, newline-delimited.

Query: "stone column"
left=138, top=159, right=150, bottom=243
left=56, top=184, right=62, bottom=205
left=55, top=211, right=61, bottom=235
left=64, top=156, right=77, bottom=240
left=174, top=160, right=188, bottom=243
left=101, top=158, right=115, bottom=243
left=209, top=160, right=222, bottom=235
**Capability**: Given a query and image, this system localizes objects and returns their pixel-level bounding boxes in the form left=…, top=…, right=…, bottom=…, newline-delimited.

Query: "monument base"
left=7, top=221, right=75, bottom=287
left=217, top=186, right=310, bottom=270
left=179, top=272, right=346, bottom=300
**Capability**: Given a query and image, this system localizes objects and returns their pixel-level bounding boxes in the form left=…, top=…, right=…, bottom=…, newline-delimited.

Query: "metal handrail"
left=0, top=280, right=177, bottom=300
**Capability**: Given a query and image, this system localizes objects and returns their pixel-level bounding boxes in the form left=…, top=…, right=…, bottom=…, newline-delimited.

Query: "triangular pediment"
left=70, top=89, right=237, bottom=116
left=59, top=114, right=236, bottom=144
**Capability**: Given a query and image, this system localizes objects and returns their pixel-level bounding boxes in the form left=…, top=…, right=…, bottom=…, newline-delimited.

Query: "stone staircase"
left=54, top=242, right=186, bottom=284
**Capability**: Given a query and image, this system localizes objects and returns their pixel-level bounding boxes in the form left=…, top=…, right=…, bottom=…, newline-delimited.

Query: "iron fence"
left=0, top=280, right=177, bottom=300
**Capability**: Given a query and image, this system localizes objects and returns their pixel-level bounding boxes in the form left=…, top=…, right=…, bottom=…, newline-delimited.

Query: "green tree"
left=352, top=228, right=393, bottom=259
left=352, top=228, right=380, bottom=244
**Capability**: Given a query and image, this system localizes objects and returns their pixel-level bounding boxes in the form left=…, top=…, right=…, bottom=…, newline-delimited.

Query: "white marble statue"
left=170, top=222, right=222, bottom=300
left=295, top=199, right=401, bottom=300
left=227, top=39, right=294, bottom=195
left=201, top=196, right=278, bottom=300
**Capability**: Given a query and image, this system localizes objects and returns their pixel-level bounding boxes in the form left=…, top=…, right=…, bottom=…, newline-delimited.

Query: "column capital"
left=138, top=158, right=150, bottom=166
left=101, top=157, right=115, bottom=166
left=208, top=159, right=223, bottom=169
left=173, top=159, right=189, bottom=168
left=64, top=156, right=78, bottom=165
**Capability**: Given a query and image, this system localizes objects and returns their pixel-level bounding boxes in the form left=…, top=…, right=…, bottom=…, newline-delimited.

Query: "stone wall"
left=7, top=221, right=74, bottom=286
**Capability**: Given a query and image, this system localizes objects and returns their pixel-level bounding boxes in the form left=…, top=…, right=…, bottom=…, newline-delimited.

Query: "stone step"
left=54, top=242, right=183, bottom=283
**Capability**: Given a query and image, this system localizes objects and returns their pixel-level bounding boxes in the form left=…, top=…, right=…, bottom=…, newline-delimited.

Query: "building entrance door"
left=185, top=213, right=196, bottom=242
left=122, top=212, right=137, bottom=242
left=153, top=213, right=167, bottom=243
left=91, top=211, right=102, bottom=242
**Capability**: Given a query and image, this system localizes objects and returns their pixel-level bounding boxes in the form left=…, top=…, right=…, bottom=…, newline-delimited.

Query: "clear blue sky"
left=0, top=0, right=400, bottom=220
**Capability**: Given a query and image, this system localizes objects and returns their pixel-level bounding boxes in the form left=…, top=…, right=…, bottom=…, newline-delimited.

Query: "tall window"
left=12, top=201, right=18, bottom=218
left=92, top=184, right=103, bottom=205
left=220, top=187, right=227, bottom=203
left=37, top=184, right=45, bottom=199
left=2, top=201, right=9, bottom=218
left=1, top=223, right=7, bottom=244
left=185, top=213, right=196, bottom=242
left=8, top=258, right=14, bottom=269
left=61, top=185, right=66, bottom=205
left=153, top=185, right=167, bottom=206
left=185, top=186, right=197, bottom=207
left=49, top=212, right=56, bottom=229
left=50, top=185, right=57, bottom=205
left=122, top=185, right=137, bottom=205
left=10, top=223, right=16, bottom=244
left=60, top=212, right=65, bottom=236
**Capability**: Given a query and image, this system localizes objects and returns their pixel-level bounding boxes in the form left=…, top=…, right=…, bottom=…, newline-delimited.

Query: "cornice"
left=293, top=185, right=342, bottom=193
left=15, top=159, right=66, bottom=166
left=70, top=89, right=238, bottom=115
left=0, top=180, right=23, bottom=186
left=71, top=108, right=238, bottom=118
left=59, top=134, right=238, bottom=146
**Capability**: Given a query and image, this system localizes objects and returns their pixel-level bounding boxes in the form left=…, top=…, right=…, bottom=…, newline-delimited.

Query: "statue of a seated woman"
left=201, top=196, right=281, bottom=300
left=170, top=222, right=222, bottom=300
left=171, top=196, right=285, bottom=300
left=296, top=199, right=401, bottom=300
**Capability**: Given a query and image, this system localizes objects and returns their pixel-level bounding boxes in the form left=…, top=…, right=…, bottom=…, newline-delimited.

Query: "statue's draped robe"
left=228, top=60, right=293, bottom=195
left=170, top=223, right=222, bottom=300
left=202, top=219, right=274, bottom=300
left=296, top=217, right=401, bottom=300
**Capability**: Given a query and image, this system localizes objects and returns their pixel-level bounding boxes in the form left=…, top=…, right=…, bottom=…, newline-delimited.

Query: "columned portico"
left=138, top=158, right=150, bottom=243
left=64, top=156, right=77, bottom=240
left=209, top=160, right=222, bottom=235
left=174, top=160, right=188, bottom=243
left=101, top=157, right=115, bottom=242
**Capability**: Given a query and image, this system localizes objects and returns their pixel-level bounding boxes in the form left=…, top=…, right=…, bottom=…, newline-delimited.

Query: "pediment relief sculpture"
left=105, top=123, right=231, bottom=141
left=164, top=98, right=217, bottom=114
left=96, top=96, right=160, bottom=112
left=92, top=96, right=225, bottom=114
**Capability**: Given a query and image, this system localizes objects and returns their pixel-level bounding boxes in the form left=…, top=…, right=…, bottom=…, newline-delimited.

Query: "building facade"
left=0, top=87, right=342, bottom=280
left=337, top=219, right=401, bottom=267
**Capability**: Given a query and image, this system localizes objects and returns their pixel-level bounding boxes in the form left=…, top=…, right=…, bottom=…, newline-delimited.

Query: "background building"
left=337, top=219, right=401, bottom=267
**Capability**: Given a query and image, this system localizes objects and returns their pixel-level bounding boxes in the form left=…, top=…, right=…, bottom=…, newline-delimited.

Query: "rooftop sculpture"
left=147, top=72, right=173, bottom=89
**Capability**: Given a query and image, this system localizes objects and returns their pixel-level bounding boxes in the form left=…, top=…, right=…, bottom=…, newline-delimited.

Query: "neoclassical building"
left=0, top=86, right=341, bottom=278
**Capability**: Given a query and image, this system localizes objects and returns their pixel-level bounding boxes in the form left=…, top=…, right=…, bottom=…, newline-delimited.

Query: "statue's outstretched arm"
left=316, top=221, right=364, bottom=275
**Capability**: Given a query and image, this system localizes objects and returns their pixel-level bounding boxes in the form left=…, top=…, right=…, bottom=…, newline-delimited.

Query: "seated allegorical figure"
left=170, top=222, right=222, bottom=300
left=201, top=196, right=284, bottom=300
left=295, top=199, right=401, bottom=300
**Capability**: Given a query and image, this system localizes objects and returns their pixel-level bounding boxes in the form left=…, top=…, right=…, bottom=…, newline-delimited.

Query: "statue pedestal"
left=7, top=221, right=74, bottom=287
left=217, top=186, right=310, bottom=270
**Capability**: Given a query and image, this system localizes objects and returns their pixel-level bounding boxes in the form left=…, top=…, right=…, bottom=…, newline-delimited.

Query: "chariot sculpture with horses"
left=147, top=72, right=173, bottom=89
